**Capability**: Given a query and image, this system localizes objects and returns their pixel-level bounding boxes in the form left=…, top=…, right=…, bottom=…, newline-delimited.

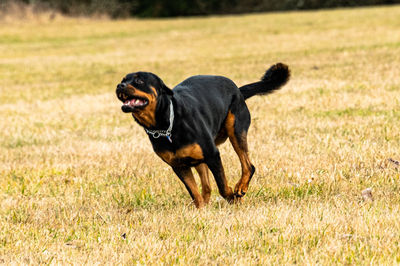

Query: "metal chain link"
left=144, top=101, right=174, bottom=142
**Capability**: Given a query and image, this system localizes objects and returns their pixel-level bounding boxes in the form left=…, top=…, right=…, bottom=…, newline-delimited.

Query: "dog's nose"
left=118, top=82, right=127, bottom=89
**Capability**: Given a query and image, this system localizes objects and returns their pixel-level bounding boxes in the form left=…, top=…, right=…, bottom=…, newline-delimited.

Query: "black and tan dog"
left=116, top=63, right=290, bottom=208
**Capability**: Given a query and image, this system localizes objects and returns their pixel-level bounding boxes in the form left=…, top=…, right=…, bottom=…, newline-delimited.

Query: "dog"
left=116, top=63, right=290, bottom=208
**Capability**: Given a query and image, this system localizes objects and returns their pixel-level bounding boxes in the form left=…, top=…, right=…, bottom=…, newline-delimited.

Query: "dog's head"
left=116, top=72, right=173, bottom=127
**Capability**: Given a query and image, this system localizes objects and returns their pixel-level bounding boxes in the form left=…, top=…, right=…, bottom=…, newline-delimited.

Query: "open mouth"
left=119, top=93, right=149, bottom=112
left=123, top=97, right=148, bottom=108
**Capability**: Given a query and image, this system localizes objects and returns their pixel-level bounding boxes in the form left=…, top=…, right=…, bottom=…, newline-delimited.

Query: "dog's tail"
left=239, top=63, right=290, bottom=100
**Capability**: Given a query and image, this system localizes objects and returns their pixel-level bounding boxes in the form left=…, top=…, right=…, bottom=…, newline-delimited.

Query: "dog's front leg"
left=205, top=150, right=235, bottom=203
left=172, top=166, right=205, bottom=208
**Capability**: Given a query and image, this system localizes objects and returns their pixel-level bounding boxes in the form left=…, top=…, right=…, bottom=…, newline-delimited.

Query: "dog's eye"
left=135, top=78, right=144, bottom=85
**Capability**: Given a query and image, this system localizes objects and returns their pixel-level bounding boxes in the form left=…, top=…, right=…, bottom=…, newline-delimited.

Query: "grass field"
left=1, top=5, right=400, bottom=264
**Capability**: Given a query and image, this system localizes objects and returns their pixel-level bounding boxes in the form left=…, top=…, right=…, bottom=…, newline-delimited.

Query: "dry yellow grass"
left=1, top=5, right=400, bottom=264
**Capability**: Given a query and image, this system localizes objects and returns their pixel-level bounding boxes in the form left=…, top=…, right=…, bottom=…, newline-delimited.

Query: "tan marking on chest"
left=156, top=144, right=204, bottom=166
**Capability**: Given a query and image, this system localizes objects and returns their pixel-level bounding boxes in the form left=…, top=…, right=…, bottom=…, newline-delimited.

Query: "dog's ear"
left=158, top=77, right=173, bottom=95
left=162, top=83, right=174, bottom=95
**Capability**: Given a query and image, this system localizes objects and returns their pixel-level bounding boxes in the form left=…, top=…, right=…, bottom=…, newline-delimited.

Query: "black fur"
left=115, top=63, right=290, bottom=207
left=239, top=63, right=290, bottom=100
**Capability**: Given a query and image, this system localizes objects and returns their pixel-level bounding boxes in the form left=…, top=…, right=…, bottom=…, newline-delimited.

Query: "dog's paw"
left=234, top=182, right=248, bottom=197
left=233, top=195, right=243, bottom=204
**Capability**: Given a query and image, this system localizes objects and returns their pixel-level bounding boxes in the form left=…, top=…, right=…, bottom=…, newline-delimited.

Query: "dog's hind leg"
left=225, top=101, right=255, bottom=198
left=173, top=167, right=205, bottom=208
left=195, top=163, right=212, bottom=204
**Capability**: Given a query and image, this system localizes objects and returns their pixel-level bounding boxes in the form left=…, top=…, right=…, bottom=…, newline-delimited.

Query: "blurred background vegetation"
left=1, top=0, right=399, bottom=18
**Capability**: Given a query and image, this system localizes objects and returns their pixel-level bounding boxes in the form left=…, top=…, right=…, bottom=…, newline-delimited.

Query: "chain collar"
left=144, top=101, right=174, bottom=143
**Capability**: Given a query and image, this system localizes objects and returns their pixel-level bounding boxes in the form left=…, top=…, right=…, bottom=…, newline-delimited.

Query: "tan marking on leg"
left=225, top=111, right=253, bottom=197
left=206, top=153, right=235, bottom=203
left=156, top=150, right=175, bottom=165
left=175, top=167, right=204, bottom=208
left=183, top=172, right=205, bottom=208
left=195, top=163, right=211, bottom=204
